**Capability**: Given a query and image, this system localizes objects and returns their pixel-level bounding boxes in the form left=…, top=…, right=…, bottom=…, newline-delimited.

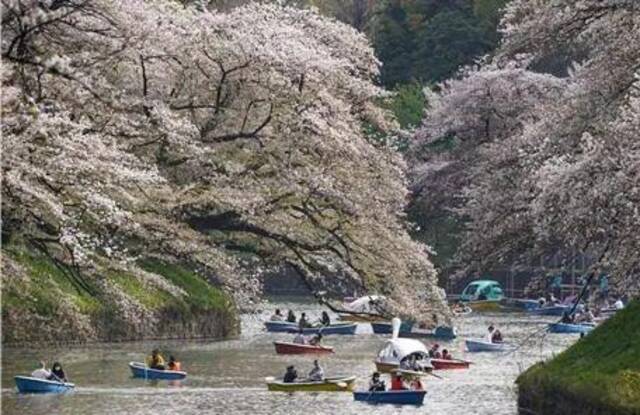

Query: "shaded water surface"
left=2, top=297, right=576, bottom=414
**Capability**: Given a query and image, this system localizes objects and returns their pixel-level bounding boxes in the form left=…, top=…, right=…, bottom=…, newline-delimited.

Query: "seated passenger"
left=49, top=362, right=67, bottom=382
left=390, top=374, right=407, bottom=390
left=410, top=378, right=424, bottom=391
left=298, top=312, right=311, bottom=329
left=428, top=344, right=442, bottom=359
left=307, top=360, right=324, bottom=381
left=31, top=361, right=51, bottom=380
left=270, top=309, right=284, bottom=321
left=441, top=349, right=453, bottom=360
left=320, top=311, right=331, bottom=326
left=488, top=325, right=503, bottom=343
left=368, top=372, right=386, bottom=392
left=286, top=310, right=297, bottom=323
left=167, top=355, right=181, bottom=371
left=146, top=349, right=165, bottom=370
left=283, top=365, right=298, bottom=383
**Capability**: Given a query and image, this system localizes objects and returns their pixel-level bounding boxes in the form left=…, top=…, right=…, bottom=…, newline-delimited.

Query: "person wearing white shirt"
left=31, top=361, right=51, bottom=380
left=614, top=298, right=624, bottom=310
left=293, top=330, right=307, bottom=345
left=307, top=360, right=324, bottom=381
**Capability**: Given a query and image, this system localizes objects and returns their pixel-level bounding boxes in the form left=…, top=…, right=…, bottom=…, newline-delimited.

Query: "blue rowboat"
left=264, top=321, right=298, bottom=332
left=399, top=326, right=457, bottom=340
left=465, top=339, right=513, bottom=352
left=14, top=376, right=75, bottom=393
left=548, top=322, right=595, bottom=334
left=129, top=362, right=187, bottom=380
left=353, top=390, right=427, bottom=405
left=528, top=305, right=570, bottom=316
left=264, top=321, right=357, bottom=335
left=371, top=321, right=413, bottom=334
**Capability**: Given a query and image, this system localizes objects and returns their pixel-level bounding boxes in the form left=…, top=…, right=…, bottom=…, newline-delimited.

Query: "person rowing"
left=299, top=312, right=311, bottom=329
left=283, top=365, right=298, bottom=383
left=487, top=325, right=503, bottom=343
left=146, top=348, right=165, bottom=370
left=49, top=362, right=67, bottom=382
left=368, top=372, right=386, bottom=391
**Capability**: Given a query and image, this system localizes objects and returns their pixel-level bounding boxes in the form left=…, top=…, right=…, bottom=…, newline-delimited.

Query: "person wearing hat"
left=283, top=365, right=298, bottom=383
left=368, top=372, right=386, bottom=391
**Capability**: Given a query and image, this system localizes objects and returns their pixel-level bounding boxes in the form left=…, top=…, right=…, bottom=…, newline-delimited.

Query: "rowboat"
left=547, top=322, right=595, bottom=334
left=266, top=376, right=356, bottom=392
left=399, top=326, right=457, bottom=340
left=528, top=305, right=570, bottom=316
left=129, top=362, right=187, bottom=380
left=371, top=321, right=413, bottom=334
left=264, top=321, right=357, bottom=335
left=465, top=339, right=512, bottom=352
left=273, top=341, right=334, bottom=355
left=353, top=390, right=427, bottom=405
left=14, top=376, right=75, bottom=393
left=430, top=358, right=471, bottom=370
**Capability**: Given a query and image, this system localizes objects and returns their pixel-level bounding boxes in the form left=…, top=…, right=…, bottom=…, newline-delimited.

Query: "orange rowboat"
left=273, top=341, right=334, bottom=355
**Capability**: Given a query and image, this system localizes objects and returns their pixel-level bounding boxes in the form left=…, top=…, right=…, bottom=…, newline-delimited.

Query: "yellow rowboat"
left=465, top=300, right=502, bottom=312
left=266, top=376, right=356, bottom=392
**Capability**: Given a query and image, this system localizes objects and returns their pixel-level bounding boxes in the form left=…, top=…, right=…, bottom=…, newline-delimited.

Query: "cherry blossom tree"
left=2, top=0, right=448, bottom=319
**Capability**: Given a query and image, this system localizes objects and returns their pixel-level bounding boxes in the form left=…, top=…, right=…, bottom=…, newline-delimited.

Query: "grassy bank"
left=517, top=300, right=640, bottom=415
left=1, top=244, right=238, bottom=345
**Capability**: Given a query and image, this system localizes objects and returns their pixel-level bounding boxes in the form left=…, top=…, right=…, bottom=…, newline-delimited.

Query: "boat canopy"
left=377, top=338, right=429, bottom=361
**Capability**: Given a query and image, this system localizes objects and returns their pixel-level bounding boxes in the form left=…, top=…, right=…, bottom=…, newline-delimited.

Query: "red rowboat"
left=430, top=358, right=471, bottom=370
left=273, top=341, right=334, bottom=355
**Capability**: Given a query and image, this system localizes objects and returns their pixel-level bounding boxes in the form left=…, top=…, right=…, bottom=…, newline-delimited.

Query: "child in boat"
left=283, top=365, right=298, bottom=383
left=307, top=360, right=324, bottom=381
left=270, top=309, right=284, bottom=321
left=368, top=372, right=386, bottom=391
left=441, top=349, right=453, bottom=360
left=308, top=333, right=323, bottom=346
left=146, top=349, right=165, bottom=370
left=31, top=361, right=51, bottom=380
left=49, top=362, right=67, bottom=382
left=167, top=356, right=181, bottom=371
left=286, top=310, right=297, bottom=323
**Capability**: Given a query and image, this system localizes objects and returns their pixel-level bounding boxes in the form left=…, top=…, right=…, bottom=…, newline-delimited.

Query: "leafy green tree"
left=374, top=4, right=415, bottom=86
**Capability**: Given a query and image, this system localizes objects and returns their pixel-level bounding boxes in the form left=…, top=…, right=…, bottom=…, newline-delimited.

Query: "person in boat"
left=549, top=293, right=559, bottom=305
left=270, top=309, right=284, bottom=321
left=488, top=325, right=503, bottom=343
left=409, top=376, right=424, bottom=391
left=283, top=365, right=298, bottom=383
left=286, top=310, right=297, bottom=323
left=146, top=349, right=165, bottom=370
left=48, top=362, right=67, bottom=382
left=31, top=361, right=51, bottom=380
left=561, top=311, right=575, bottom=324
left=308, top=333, right=323, bottom=346
left=307, top=360, right=324, bottom=382
left=299, top=312, right=311, bottom=329
left=390, top=373, right=407, bottom=390
left=167, top=355, right=181, bottom=371
left=428, top=343, right=442, bottom=358
left=399, top=355, right=414, bottom=370
left=368, top=372, right=386, bottom=391
left=293, top=329, right=307, bottom=345
left=577, top=307, right=595, bottom=323
left=320, top=311, right=331, bottom=326
left=441, top=349, right=453, bottom=360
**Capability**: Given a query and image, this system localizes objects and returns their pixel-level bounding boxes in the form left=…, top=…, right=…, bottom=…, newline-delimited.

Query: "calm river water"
left=1, top=297, right=576, bottom=415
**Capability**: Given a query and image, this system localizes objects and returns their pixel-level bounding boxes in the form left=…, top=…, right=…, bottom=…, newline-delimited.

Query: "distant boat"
left=264, top=321, right=357, bottom=335
left=128, top=362, right=187, bottom=380
left=399, top=326, right=457, bottom=340
left=430, top=358, right=471, bottom=370
left=353, top=389, right=427, bottom=405
left=14, top=376, right=75, bottom=394
left=465, top=339, right=513, bottom=352
left=266, top=375, right=356, bottom=392
left=528, top=305, right=571, bottom=316
left=547, top=322, right=595, bottom=334
left=273, top=341, right=334, bottom=355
